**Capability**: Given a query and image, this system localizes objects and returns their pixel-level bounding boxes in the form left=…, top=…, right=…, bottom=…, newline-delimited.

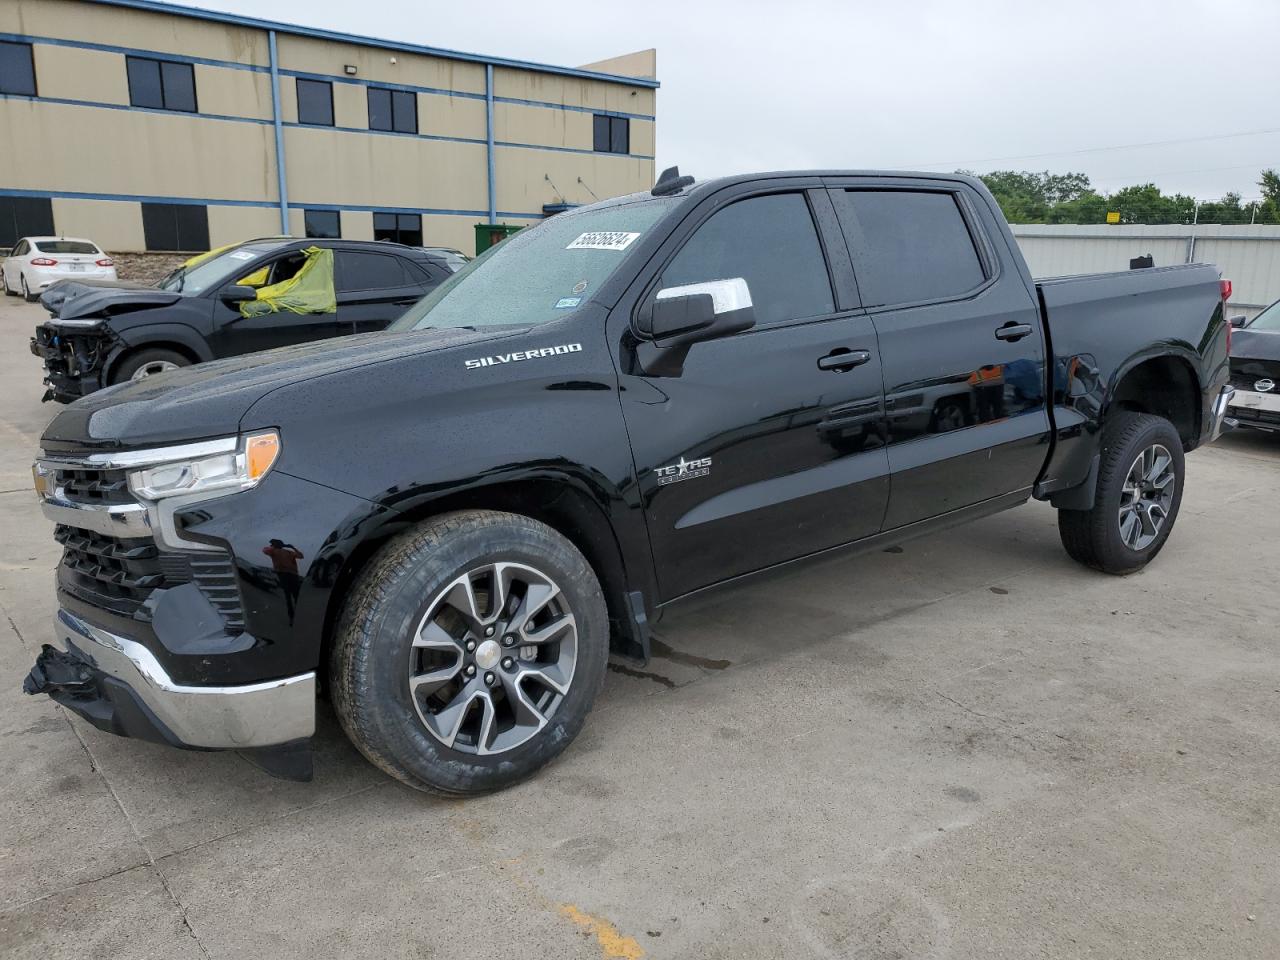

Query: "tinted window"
left=0, top=197, right=55, bottom=248
left=0, top=41, right=37, bottom=96
left=833, top=190, right=986, bottom=308
left=304, top=209, right=341, bottom=239
left=367, top=87, right=391, bottom=130
left=296, top=78, right=334, bottom=126
left=367, top=87, right=417, bottom=133
left=127, top=57, right=196, bottom=112
left=35, top=240, right=100, bottom=254
left=12, top=240, right=28, bottom=256
left=160, top=60, right=196, bottom=111
left=593, top=114, right=628, bottom=154
left=373, top=212, right=422, bottom=247
left=141, top=203, right=209, bottom=252
left=661, top=193, right=834, bottom=326
left=337, top=251, right=408, bottom=292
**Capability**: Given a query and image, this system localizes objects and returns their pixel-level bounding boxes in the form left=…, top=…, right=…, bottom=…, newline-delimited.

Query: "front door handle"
left=817, top=348, right=872, bottom=372
left=995, top=322, right=1034, bottom=342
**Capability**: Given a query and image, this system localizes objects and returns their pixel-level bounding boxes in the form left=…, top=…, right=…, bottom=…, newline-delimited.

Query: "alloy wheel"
left=408, top=561, right=577, bottom=755
left=1117, top=443, right=1175, bottom=550
left=131, top=360, right=179, bottom=381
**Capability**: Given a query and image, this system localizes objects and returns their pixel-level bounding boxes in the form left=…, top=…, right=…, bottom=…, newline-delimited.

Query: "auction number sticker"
left=566, top=231, right=640, bottom=251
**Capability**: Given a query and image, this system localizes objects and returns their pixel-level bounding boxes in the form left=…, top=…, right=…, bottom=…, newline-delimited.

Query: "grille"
left=56, top=525, right=165, bottom=619
left=1230, top=357, right=1280, bottom=391
left=54, top=465, right=133, bottom=505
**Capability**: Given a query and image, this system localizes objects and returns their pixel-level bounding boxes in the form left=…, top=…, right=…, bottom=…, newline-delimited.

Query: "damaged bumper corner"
left=25, top=608, right=317, bottom=780
left=30, top=324, right=113, bottom=402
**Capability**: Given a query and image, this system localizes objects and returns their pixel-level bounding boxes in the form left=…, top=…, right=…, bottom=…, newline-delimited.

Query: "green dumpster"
left=474, top=223, right=522, bottom=256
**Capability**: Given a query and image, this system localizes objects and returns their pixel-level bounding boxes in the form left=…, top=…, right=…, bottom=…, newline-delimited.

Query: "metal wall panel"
left=1012, top=224, right=1280, bottom=319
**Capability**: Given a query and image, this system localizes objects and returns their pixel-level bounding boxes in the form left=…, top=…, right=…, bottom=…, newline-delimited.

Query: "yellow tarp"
left=183, top=243, right=236, bottom=270
left=240, top=246, right=337, bottom=318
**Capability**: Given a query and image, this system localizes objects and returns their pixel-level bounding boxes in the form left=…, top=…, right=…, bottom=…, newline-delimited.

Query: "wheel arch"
left=104, top=323, right=213, bottom=383
left=317, top=474, right=651, bottom=688
left=1104, top=350, right=1203, bottom=449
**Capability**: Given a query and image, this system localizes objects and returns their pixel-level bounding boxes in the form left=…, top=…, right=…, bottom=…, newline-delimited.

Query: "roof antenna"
left=652, top=165, right=694, bottom=196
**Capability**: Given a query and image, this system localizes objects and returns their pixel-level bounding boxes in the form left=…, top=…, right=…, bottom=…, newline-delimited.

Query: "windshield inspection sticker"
left=554, top=297, right=581, bottom=309
left=465, top=343, right=582, bottom=370
left=228, top=250, right=256, bottom=260
left=566, top=231, right=640, bottom=251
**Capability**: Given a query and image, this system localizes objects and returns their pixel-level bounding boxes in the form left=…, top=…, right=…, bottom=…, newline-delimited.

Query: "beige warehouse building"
left=0, top=0, right=657, bottom=255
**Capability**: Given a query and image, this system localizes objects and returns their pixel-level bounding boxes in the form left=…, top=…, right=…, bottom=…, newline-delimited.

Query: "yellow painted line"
left=559, top=904, right=645, bottom=960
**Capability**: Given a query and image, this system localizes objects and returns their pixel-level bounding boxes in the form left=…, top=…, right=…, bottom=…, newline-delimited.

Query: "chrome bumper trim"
left=1210, top=385, right=1236, bottom=442
left=51, top=608, right=315, bottom=749
left=39, top=496, right=151, bottom=537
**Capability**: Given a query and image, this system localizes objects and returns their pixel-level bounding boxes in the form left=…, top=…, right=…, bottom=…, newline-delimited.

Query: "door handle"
left=994, top=322, right=1034, bottom=342
left=817, top=349, right=872, bottom=372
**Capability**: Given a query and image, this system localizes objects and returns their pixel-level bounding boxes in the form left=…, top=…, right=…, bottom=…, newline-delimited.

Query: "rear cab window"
left=832, top=190, right=987, bottom=308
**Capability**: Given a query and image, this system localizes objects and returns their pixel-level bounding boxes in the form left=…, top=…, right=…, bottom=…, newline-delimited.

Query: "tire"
left=331, top=509, right=609, bottom=796
left=21, top=275, right=37, bottom=302
left=111, top=348, right=190, bottom=384
left=1058, top=411, right=1185, bottom=575
left=2, top=271, right=15, bottom=296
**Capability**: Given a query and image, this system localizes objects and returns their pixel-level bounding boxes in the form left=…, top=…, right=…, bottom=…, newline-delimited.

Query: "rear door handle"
left=995, top=323, right=1034, bottom=342
left=817, top=349, right=872, bottom=372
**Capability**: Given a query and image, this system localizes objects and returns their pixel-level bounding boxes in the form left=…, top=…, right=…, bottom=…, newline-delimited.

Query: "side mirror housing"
left=220, top=284, right=257, bottom=305
left=1230, top=314, right=1247, bottom=328
left=635, top=278, right=756, bottom=376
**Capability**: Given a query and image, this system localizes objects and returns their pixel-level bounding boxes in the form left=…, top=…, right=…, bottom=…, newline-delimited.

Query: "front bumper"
left=1227, top=386, right=1280, bottom=432
left=26, top=607, right=315, bottom=761
left=30, top=324, right=110, bottom=402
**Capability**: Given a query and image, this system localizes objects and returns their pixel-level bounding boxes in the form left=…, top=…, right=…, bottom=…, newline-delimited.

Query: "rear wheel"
left=21, top=275, right=37, bottom=302
left=1058, top=411, right=1185, bottom=574
left=331, top=510, right=609, bottom=795
left=111, top=348, right=190, bottom=384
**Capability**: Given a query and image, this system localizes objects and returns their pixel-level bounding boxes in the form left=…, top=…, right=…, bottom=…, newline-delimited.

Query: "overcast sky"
left=176, top=0, right=1280, bottom=200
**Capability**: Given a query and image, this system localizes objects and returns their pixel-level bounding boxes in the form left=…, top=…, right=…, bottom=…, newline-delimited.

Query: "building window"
left=304, top=209, right=341, bottom=239
left=0, top=196, right=55, bottom=248
left=592, top=114, right=629, bottom=154
left=296, top=78, right=334, bottom=126
left=0, top=41, right=37, bottom=96
left=141, top=202, right=210, bottom=252
left=367, top=86, right=417, bottom=134
left=373, top=212, right=422, bottom=247
left=126, top=56, right=197, bottom=112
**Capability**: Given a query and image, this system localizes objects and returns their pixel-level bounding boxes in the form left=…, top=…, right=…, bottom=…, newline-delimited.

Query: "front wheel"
left=1058, top=411, right=1185, bottom=575
left=111, top=348, right=190, bottom=384
left=331, top=510, right=609, bottom=795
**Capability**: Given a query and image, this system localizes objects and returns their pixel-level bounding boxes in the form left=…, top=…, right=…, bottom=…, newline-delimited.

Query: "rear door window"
left=336, top=251, right=410, bottom=292
left=832, top=190, right=986, bottom=308
left=660, top=193, right=834, bottom=327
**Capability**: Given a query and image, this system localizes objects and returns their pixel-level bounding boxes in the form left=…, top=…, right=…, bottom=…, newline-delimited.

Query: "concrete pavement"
left=1, top=294, right=1277, bottom=959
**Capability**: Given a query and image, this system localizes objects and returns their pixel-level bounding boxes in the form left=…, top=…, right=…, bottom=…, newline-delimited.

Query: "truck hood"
left=1232, top=327, right=1280, bottom=362
left=40, top=279, right=181, bottom=319
left=41, top=327, right=508, bottom=451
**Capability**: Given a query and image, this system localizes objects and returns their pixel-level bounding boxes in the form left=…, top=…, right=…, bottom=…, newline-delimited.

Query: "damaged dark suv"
left=30, top=237, right=456, bottom=402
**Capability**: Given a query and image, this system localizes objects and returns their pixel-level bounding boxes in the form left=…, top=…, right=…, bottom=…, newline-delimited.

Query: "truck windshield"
left=1249, top=300, right=1280, bottom=331
left=156, top=241, right=288, bottom=295
left=390, top=196, right=679, bottom=331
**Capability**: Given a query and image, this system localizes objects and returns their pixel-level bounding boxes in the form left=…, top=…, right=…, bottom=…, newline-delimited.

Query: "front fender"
left=110, top=321, right=214, bottom=370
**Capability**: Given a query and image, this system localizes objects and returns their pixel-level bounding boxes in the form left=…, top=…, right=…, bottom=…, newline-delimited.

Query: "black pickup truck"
left=24, top=168, right=1234, bottom=794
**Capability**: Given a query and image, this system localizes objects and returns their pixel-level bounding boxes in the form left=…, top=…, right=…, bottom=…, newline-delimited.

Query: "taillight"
left=30, top=257, right=57, bottom=266
left=1220, top=279, right=1233, bottom=301
left=95, top=258, right=114, bottom=267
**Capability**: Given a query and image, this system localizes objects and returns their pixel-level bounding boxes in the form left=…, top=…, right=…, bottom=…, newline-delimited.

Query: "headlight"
left=127, top=431, right=280, bottom=501
left=48, top=318, right=104, bottom=328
